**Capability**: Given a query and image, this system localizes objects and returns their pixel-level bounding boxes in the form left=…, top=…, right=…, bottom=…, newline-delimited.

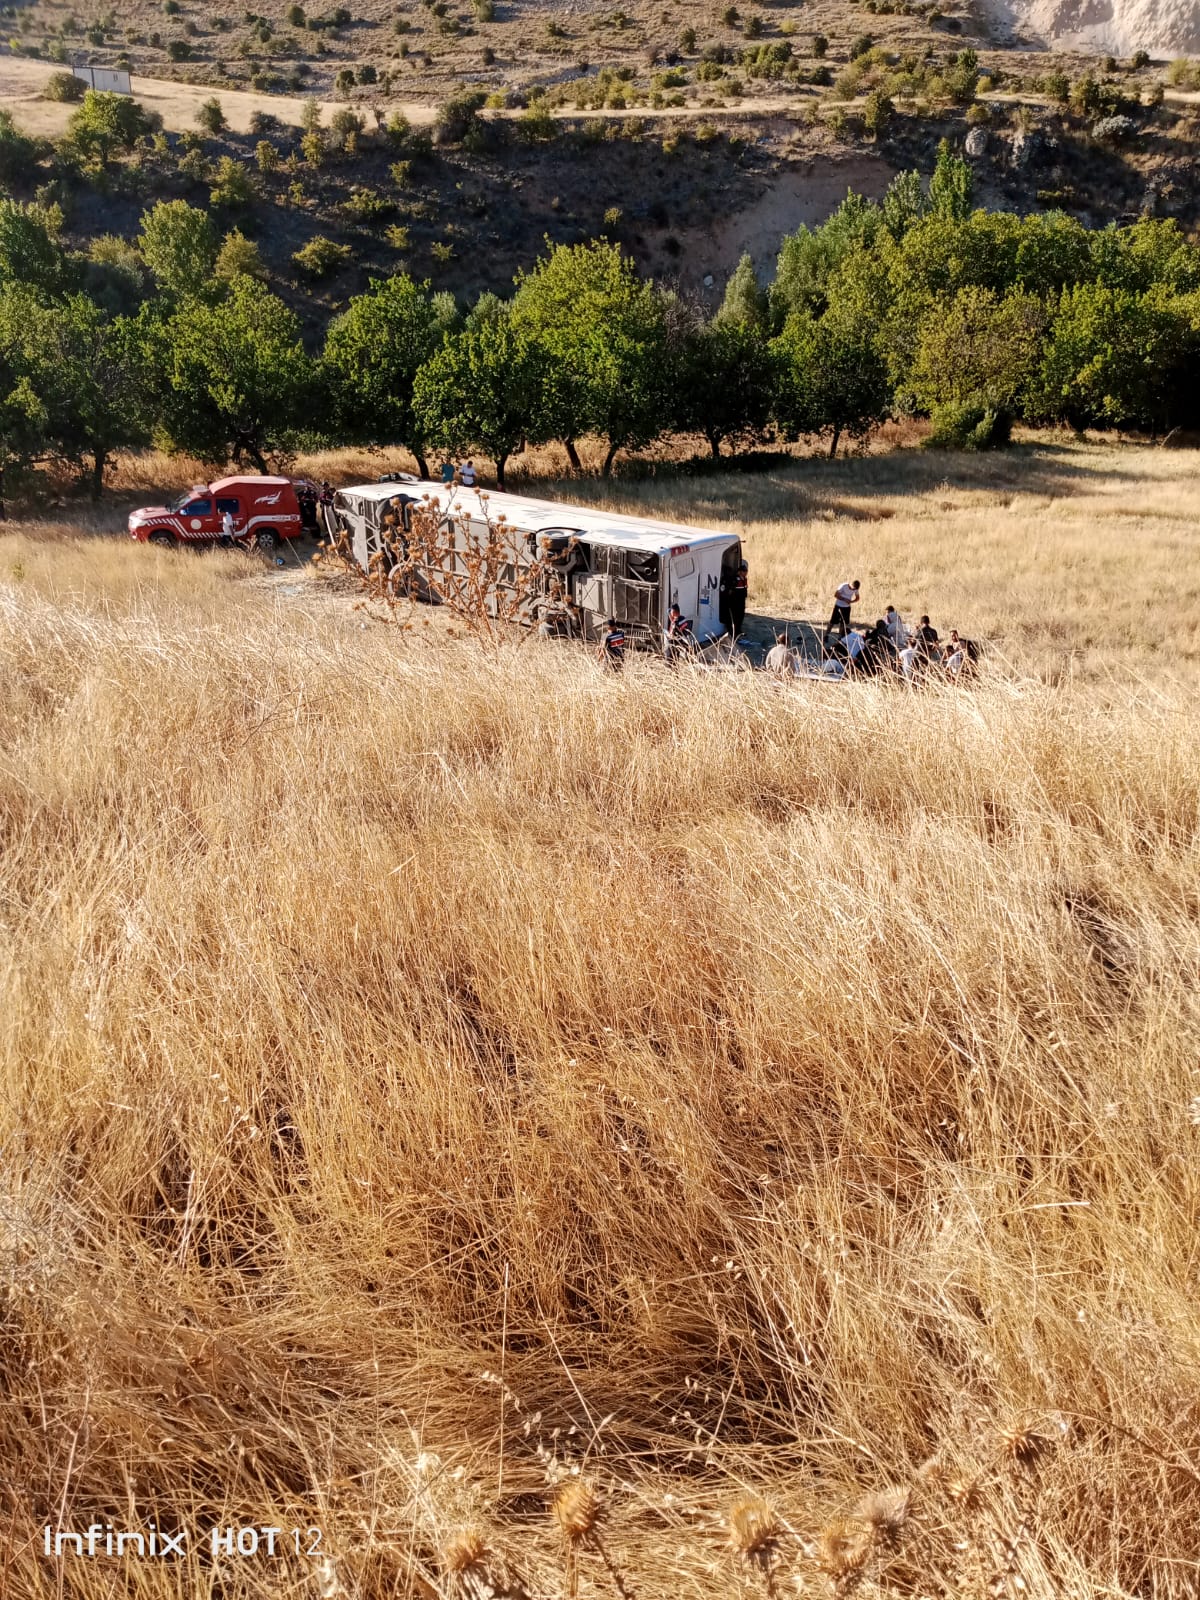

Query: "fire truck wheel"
left=148, top=531, right=175, bottom=549
left=254, top=528, right=279, bottom=555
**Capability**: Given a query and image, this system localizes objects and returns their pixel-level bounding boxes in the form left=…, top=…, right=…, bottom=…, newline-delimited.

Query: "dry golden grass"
left=1, top=444, right=1199, bottom=1599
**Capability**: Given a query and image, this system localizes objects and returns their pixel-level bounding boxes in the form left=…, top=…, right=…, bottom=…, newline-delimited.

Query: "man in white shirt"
left=844, top=628, right=866, bottom=667
left=459, top=460, right=477, bottom=487
left=826, top=578, right=860, bottom=640
left=885, top=605, right=907, bottom=647
left=220, top=508, right=236, bottom=544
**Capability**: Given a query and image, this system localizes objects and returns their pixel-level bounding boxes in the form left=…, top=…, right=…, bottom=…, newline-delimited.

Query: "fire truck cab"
left=128, top=475, right=308, bottom=553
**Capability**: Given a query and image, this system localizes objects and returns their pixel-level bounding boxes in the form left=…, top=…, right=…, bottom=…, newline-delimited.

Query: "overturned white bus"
left=330, top=479, right=744, bottom=646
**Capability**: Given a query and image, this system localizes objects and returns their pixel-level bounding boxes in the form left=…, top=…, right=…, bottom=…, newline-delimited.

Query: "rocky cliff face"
left=983, top=0, right=1200, bottom=55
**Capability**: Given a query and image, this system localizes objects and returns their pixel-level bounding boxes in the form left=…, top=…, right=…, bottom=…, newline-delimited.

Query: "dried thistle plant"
left=853, top=1487, right=910, bottom=1549
left=817, top=1517, right=872, bottom=1588
left=553, top=1479, right=599, bottom=1543
left=728, top=1495, right=783, bottom=1596
left=550, top=1480, right=632, bottom=1600
left=946, top=1474, right=983, bottom=1513
left=998, top=1420, right=1050, bottom=1468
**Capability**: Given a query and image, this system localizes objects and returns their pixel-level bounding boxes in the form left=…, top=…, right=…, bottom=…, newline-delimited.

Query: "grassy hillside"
left=2, top=442, right=1199, bottom=1598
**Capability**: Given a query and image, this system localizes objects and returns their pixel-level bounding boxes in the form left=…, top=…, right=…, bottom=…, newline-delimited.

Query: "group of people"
left=441, top=460, right=478, bottom=488
left=299, top=480, right=334, bottom=534
left=815, top=578, right=971, bottom=680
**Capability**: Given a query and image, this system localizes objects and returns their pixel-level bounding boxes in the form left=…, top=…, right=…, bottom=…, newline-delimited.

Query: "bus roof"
left=338, top=480, right=741, bottom=556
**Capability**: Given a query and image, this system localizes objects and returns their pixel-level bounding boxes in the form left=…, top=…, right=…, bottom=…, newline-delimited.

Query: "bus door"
left=669, top=550, right=700, bottom=629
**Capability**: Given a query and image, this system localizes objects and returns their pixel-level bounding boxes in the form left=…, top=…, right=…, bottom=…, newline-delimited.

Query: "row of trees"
left=3, top=141, right=1200, bottom=496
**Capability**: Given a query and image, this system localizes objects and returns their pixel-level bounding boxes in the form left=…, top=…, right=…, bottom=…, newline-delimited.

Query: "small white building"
left=332, top=479, right=744, bottom=646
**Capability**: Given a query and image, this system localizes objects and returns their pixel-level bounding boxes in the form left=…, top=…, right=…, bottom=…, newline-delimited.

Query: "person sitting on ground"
left=843, top=628, right=866, bottom=670
left=827, top=578, right=861, bottom=640
left=914, top=615, right=939, bottom=655
left=860, top=619, right=899, bottom=676
left=458, top=459, right=477, bottom=488
left=598, top=617, right=626, bottom=671
left=885, top=605, right=908, bottom=648
left=942, top=629, right=966, bottom=679
left=764, top=629, right=796, bottom=678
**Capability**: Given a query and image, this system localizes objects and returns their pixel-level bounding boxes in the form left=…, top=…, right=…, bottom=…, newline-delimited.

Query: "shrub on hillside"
left=196, top=97, right=226, bottom=134
left=293, top=235, right=352, bottom=276
left=44, top=70, right=86, bottom=101
left=433, top=90, right=486, bottom=145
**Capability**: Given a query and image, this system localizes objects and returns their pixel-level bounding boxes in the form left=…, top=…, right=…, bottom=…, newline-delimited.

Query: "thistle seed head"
left=854, top=1487, right=910, bottom=1545
left=553, top=1480, right=599, bottom=1542
left=817, top=1518, right=872, bottom=1579
left=441, top=1528, right=489, bottom=1575
left=998, top=1421, right=1049, bottom=1467
left=728, top=1495, right=781, bottom=1558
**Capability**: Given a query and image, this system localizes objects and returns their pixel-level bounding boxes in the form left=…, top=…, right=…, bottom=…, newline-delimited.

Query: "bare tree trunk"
left=708, top=432, right=721, bottom=460
left=414, top=451, right=430, bottom=480
left=601, top=441, right=619, bottom=478
left=828, top=424, right=841, bottom=460
left=564, top=438, right=581, bottom=473
left=495, top=453, right=508, bottom=490
left=91, top=450, right=106, bottom=500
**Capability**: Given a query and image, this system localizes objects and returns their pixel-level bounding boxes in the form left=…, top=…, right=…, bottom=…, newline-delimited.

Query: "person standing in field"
left=220, top=507, right=236, bottom=545
left=598, top=618, right=626, bottom=671
left=728, top=559, right=749, bottom=638
left=827, top=578, right=860, bottom=640
left=459, top=460, right=477, bottom=487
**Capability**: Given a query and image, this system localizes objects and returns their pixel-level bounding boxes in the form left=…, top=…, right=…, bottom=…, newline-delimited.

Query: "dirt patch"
left=0, top=56, right=436, bottom=138
left=688, top=151, right=897, bottom=288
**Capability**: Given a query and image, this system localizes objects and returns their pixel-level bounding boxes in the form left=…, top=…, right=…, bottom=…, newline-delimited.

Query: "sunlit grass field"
left=2, top=440, right=1198, bottom=1599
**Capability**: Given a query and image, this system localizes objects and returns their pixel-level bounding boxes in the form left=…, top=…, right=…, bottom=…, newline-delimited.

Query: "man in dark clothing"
left=728, top=559, right=749, bottom=638
left=598, top=618, right=626, bottom=671
left=914, top=615, right=940, bottom=657
left=664, top=603, right=693, bottom=666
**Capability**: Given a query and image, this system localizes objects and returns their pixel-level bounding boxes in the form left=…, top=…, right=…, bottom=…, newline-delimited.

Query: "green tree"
left=66, top=89, right=152, bottom=163
left=674, top=317, right=776, bottom=458
left=772, top=288, right=891, bottom=457
left=769, top=191, right=883, bottom=324
left=0, top=200, right=67, bottom=295
left=880, top=168, right=928, bottom=241
left=0, top=108, right=40, bottom=186
left=0, top=287, right=149, bottom=495
left=512, top=240, right=669, bottom=474
left=716, top=252, right=768, bottom=329
left=138, top=200, right=218, bottom=300
left=1088, top=218, right=1200, bottom=295
left=322, top=275, right=454, bottom=476
left=902, top=286, right=1049, bottom=417
left=928, top=138, right=974, bottom=221
left=0, top=293, right=49, bottom=489
left=412, top=308, right=552, bottom=488
left=1029, top=283, right=1192, bottom=432
left=149, top=276, right=310, bottom=470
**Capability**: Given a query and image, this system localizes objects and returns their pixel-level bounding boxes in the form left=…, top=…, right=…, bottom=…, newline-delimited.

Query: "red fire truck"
left=127, top=475, right=312, bottom=553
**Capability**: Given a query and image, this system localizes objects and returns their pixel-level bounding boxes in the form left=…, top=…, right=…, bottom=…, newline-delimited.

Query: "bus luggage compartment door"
left=573, top=572, right=610, bottom=629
